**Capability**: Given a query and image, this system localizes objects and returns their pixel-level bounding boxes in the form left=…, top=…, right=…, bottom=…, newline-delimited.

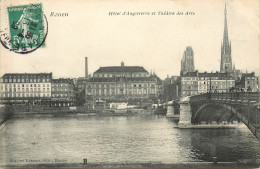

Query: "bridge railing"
left=191, top=92, right=260, bottom=103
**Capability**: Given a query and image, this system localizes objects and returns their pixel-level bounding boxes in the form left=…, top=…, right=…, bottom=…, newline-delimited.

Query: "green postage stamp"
left=6, top=4, right=46, bottom=53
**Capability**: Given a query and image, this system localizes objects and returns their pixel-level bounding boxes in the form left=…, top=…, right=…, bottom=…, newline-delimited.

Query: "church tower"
left=220, top=4, right=232, bottom=73
left=180, top=46, right=195, bottom=76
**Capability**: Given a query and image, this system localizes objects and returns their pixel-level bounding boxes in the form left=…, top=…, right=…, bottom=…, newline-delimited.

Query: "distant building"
left=220, top=4, right=232, bottom=73
left=51, top=78, right=76, bottom=107
left=83, top=62, right=161, bottom=106
left=75, top=77, right=87, bottom=106
left=181, top=71, right=235, bottom=97
left=239, top=72, right=259, bottom=92
left=180, top=46, right=195, bottom=76
left=231, top=64, right=242, bottom=81
left=0, top=73, right=52, bottom=103
left=163, top=76, right=181, bottom=101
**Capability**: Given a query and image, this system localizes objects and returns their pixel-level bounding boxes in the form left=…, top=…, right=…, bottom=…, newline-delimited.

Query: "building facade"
left=239, top=72, right=259, bottom=92
left=181, top=71, right=235, bottom=97
left=83, top=62, right=161, bottom=105
left=180, top=46, right=195, bottom=76
left=163, top=76, right=181, bottom=101
left=51, top=78, right=76, bottom=106
left=0, top=73, right=52, bottom=103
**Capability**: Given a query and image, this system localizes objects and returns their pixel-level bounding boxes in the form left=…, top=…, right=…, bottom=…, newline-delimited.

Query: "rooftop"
left=182, top=71, right=233, bottom=78
left=94, top=66, right=148, bottom=73
left=87, top=77, right=158, bottom=82
left=1, top=73, right=52, bottom=78
left=52, top=78, right=74, bottom=84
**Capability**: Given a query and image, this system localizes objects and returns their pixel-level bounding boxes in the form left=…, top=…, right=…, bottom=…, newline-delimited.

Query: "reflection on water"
left=0, top=115, right=260, bottom=165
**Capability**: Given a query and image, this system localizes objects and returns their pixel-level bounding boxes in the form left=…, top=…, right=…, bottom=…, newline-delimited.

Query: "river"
left=0, top=114, right=260, bottom=166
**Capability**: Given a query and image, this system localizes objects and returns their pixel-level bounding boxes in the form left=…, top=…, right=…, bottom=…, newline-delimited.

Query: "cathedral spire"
left=223, top=3, right=229, bottom=50
left=220, top=3, right=232, bottom=73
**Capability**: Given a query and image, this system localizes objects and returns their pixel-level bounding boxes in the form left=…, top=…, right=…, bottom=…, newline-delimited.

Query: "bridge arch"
left=192, top=102, right=260, bottom=140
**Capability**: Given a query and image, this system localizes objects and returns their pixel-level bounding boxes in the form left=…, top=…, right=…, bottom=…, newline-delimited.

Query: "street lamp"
left=209, top=76, right=212, bottom=93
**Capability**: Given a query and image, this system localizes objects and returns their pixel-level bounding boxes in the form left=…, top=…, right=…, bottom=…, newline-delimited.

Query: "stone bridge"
left=177, top=92, right=260, bottom=140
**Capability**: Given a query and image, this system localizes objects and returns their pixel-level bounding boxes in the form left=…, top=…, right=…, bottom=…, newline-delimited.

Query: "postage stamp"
left=0, top=3, right=47, bottom=54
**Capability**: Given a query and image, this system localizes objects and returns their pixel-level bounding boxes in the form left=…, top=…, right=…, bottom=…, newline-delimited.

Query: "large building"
left=220, top=4, right=232, bottom=73
left=0, top=73, right=52, bottom=103
left=51, top=78, right=76, bottom=106
left=239, top=72, right=259, bottom=92
left=82, top=62, right=162, bottom=106
left=180, top=46, right=195, bottom=76
left=181, top=71, right=235, bottom=97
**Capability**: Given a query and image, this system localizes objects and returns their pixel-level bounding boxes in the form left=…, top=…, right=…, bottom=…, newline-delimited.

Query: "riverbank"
left=12, top=110, right=142, bottom=117
left=1, top=161, right=259, bottom=168
left=177, top=124, right=238, bottom=129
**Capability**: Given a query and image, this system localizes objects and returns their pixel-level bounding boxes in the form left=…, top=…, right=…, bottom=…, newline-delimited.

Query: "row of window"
left=247, top=81, right=259, bottom=84
left=2, top=78, right=50, bottom=83
left=52, top=84, right=70, bottom=87
left=0, top=83, right=50, bottom=88
left=1, top=88, right=50, bottom=92
left=52, top=88, right=69, bottom=91
left=182, top=91, right=198, bottom=95
left=87, top=83, right=156, bottom=88
left=182, top=77, right=233, bottom=80
left=0, top=93, right=50, bottom=98
left=91, top=88, right=156, bottom=96
left=93, top=73, right=149, bottom=78
left=198, top=85, right=233, bottom=89
left=183, top=81, right=234, bottom=85
left=246, top=77, right=258, bottom=80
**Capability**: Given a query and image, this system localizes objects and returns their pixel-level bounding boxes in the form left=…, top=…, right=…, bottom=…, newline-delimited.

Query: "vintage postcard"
left=0, top=0, right=259, bottom=168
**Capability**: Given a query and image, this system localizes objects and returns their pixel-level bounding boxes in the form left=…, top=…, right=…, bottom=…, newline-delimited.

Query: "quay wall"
left=0, top=105, right=14, bottom=126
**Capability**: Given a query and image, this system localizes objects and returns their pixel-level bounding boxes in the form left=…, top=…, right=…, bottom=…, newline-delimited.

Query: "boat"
left=153, top=106, right=167, bottom=115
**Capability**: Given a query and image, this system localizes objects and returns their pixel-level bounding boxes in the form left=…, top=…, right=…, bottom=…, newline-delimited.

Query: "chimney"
left=121, top=61, right=125, bottom=67
left=85, top=57, right=88, bottom=78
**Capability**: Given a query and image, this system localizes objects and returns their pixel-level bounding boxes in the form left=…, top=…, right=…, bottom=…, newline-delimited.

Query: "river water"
left=0, top=114, right=260, bottom=166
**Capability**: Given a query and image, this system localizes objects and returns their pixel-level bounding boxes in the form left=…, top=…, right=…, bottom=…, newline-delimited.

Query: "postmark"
left=0, top=3, right=48, bottom=54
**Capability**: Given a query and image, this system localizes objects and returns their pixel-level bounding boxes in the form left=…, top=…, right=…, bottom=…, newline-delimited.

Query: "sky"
left=0, top=0, right=259, bottom=79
